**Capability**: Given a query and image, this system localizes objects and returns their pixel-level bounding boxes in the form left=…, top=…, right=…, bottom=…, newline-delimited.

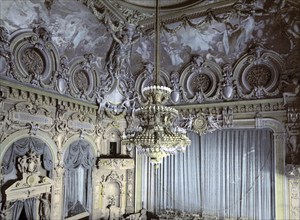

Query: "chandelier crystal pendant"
left=122, top=0, right=191, bottom=165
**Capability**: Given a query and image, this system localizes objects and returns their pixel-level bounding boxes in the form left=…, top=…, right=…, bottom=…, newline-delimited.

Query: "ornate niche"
left=92, top=122, right=134, bottom=219
left=1, top=137, right=53, bottom=220
left=233, top=47, right=284, bottom=99
left=68, top=54, right=99, bottom=101
left=101, top=126, right=129, bottom=157
left=9, top=26, right=59, bottom=87
left=179, top=55, right=222, bottom=103
left=96, top=158, right=134, bottom=220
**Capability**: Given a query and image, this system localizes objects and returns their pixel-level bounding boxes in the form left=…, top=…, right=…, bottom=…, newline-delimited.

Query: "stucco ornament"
left=222, top=64, right=234, bottom=100
left=105, top=15, right=142, bottom=77
left=170, top=71, right=181, bottom=103
left=192, top=113, right=208, bottom=135
left=55, top=56, right=70, bottom=95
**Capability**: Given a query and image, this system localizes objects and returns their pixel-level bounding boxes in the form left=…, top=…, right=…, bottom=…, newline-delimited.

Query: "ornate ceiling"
left=0, top=0, right=300, bottom=106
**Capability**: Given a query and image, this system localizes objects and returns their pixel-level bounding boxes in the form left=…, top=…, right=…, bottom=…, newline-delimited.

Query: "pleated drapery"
left=2, top=137, right=53, bottom=179
left=140, top=129, right=275, bottom=219
left=63, top=140, right=95, bottom=218
left=11, top=198, right=37, bottom=220
left=1, top=137, right=53, bottom=212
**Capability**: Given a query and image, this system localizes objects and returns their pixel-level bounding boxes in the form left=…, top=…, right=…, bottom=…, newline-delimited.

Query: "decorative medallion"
left=193, top=114, right=207, bottom=135
left=191, top=74, right=211, bottom=93
left=246, top=65, right=271, bottom=89
left=179, top=58, right=222, bottom=102
left=74, top=70, right=89, bottom=92
left=57, top=78, right=68, bottom=94
left=20, top=48, right=45, bottom=75
left=233, top=49, right=283, bottom=97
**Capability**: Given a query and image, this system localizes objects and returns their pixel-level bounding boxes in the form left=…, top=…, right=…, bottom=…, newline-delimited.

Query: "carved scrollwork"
left=54, top=56, right=70, bottom=95
left=286, top=107, right=300, bottom=164
left=0, top=26, right=9, bottom=46
left=103, top=171, right=124, bottom=183
left=178, top=112, right=222, bottom=135
left=14, top=100, right=51, bottom=116
left=234, top=47, right=283, bottom=99
left=179, top=55, right=222, bottom=104
left=54, top=104, right=68, bottom=134
left=98, top=159, right=134, bottom=170
left=67, top=110, right=95, bottom=138
left=5, top=23, right=59, bottom=90
left=288, top=177, right=300, bottom=220
left=68, top=54, right=98, bottom=101
left=1, top=100, right=54, bottom=139
left=20, top=33, right=53, bottom=77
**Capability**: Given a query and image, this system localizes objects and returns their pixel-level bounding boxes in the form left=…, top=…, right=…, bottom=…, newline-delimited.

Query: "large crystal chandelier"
left=122, top=0, right=191, bottom=165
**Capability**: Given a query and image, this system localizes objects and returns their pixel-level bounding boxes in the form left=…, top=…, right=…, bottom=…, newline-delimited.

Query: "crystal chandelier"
left=122, top=0, right=191, bottom=165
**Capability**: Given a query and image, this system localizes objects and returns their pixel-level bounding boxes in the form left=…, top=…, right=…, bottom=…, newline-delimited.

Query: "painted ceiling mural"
left=1, top=0, right=109, bottom=62
left=0, top=0, right=300, bottom=107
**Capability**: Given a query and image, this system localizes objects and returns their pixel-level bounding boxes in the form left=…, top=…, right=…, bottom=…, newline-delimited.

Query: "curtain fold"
left=141, top=129, right=275, bottom=219
left=24, top=197, right=36, bottom=219
left=12, top=200, right=23, bottom=220
left=2, top=137, right=53, bottom=179
left=64, top=140, right=95, bottom=218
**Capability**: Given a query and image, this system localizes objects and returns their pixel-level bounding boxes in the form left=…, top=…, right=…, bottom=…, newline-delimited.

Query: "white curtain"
left=140, top=129, right=275, bottom=219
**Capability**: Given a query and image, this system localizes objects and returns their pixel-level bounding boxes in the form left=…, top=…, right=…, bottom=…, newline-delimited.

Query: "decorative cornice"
left=174, top=98, right=285, bottom=113
left=0, top=79, right=98, bottom=111
left=100, top=0, right=236, bottom=28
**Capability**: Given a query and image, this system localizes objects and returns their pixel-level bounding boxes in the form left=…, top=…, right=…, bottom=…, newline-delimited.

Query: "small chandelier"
left=122, top=0, right=191, bottom=165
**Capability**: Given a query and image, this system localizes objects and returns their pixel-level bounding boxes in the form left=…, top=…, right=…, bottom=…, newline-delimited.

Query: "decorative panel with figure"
left=0, top=137, right=54, bottom=220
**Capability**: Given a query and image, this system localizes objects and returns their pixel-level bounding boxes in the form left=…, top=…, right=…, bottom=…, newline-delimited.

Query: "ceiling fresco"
left=2, top=0, right=299, bottom=73
left=0, top=0, right=299, bottom=107
left=1, top=0, right=109, bottom=69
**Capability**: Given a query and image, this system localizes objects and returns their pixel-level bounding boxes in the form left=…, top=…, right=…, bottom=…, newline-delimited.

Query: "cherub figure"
left=207, top=113, right=221, bottom=133
left=181, top=114, right=195, bottom=130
